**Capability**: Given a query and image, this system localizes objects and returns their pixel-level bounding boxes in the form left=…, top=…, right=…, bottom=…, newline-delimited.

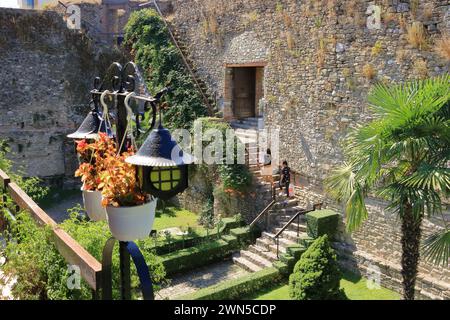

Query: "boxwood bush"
left=160, top=239, right=233, bottom=276
left=150, top=216, right=243, bottom=255
left=305, top=209, right=339, bottom=240
left=288, top=235, right=347, bottom=300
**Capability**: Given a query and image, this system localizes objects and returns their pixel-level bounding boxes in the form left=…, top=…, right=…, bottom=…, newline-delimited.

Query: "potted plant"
left=98, top=147, right=157, bottom=241
left=74, top=133, right=115, bottom=221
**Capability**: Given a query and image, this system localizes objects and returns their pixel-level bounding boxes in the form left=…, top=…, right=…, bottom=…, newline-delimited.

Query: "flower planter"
left=81, top=188, right=107, bottom=221
left=106, top=198, right=157, bottom=241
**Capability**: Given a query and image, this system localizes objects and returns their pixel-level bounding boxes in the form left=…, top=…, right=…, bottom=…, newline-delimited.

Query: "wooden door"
left=233, top=68, right=256, bottom=119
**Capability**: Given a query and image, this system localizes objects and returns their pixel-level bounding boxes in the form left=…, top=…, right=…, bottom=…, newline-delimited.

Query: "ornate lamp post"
left=75, top=61, right=192, bottom=300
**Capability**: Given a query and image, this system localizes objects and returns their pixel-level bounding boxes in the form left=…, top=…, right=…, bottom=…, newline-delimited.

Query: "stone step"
left=233, top=117, right=261, bottom=123
left=273, top=199, right=298, bottom=209
left=248, top=244, right=278, bottom=262
left=271, top=228, right=306, bottom=242
left=234, top=123, right=258, bottom=134
left=273, top=222, right=307, bottom=234
left=261, top=231, right=297, bottom=246
left=274, top=215, right=307, bottom=226
left=232, top=255, right=262, bottom=272
left=256, top=237, right=288, bottom=255
left=270, top=205, right=304, bottom=215
left=240, top=250, right=273, bottom=268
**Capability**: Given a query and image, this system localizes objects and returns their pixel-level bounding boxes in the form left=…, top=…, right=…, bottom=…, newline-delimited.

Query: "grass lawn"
left=153, top=206, right=203, bottom=232
left=249, top=271, right=400, bottom=300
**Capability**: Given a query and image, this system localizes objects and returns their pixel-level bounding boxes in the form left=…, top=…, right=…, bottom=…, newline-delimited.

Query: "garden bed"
left=246, top=271, right=400, bottom=300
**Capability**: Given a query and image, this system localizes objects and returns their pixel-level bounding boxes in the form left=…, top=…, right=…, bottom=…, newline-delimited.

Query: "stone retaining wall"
left=168, top=0, right=450, bottom=299
left=0, top=8, right=122, bottom=187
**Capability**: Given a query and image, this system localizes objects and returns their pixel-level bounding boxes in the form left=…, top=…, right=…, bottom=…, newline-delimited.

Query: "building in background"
left=19, top=0, right=56, bottom=9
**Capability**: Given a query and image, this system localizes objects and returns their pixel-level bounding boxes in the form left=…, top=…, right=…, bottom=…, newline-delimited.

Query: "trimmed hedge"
left=230, top=226, right=257, bottom=245
left=306, top=209, right=339, bottom=240
left=160, top=239, right=233, bottom=275
left=153, top=217, right=243, bottom=255
left=178, top=267, right=282, bottom=300
left=221, top=234, right=238, bottom=247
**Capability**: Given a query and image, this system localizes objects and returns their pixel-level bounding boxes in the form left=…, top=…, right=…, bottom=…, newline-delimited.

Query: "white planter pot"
left=106, top=199, right=157, bottom=241
left=82, top=188, right=107, bottom=222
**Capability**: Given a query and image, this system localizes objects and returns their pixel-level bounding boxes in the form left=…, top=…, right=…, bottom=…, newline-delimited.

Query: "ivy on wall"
left=124, top=9, right=208, bottom=130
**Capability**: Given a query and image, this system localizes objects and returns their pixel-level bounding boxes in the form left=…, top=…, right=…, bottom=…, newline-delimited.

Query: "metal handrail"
left=151, top=0, right=214, bottom=116
left=249, top=182, right=276, bottom=230
left=273, top=203, right=323, bottom=258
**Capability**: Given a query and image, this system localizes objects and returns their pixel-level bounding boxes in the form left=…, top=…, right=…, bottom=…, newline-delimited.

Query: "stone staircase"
left=229, top=118, right=306, bottom=272
left=232, top=197, right=308, bottom=272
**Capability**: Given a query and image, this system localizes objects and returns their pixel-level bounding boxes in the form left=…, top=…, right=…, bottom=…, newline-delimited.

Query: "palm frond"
left=422, top=229, right=450, bottom=267
left=325, top=162, right=370, bottom=232
left=400, top=165, right=450, bottom=193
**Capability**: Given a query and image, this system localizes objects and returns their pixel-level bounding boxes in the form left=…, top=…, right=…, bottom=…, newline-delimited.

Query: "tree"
left=325, top=75, right=450, bottom=300
left=289, top=235, right=346, bottom=300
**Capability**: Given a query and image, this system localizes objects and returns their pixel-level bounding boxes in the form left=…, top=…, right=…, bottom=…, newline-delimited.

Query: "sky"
left=0, top=0, right=19, bottom=8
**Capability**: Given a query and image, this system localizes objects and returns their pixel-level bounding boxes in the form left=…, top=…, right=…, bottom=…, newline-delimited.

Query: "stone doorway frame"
left=223, top=62, right=266, bottom=121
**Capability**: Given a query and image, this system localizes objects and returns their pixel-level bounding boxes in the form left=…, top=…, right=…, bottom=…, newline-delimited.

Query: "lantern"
left=125, top=124, right=193, bottom=200
left=67, top=110, right=113, bottom=140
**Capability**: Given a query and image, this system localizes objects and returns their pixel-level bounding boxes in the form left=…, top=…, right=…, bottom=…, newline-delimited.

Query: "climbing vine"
left=124, top=9, right=208, bottom=130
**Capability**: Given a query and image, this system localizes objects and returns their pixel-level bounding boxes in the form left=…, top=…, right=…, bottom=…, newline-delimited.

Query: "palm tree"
left=325, top=75, right=450, bottom=300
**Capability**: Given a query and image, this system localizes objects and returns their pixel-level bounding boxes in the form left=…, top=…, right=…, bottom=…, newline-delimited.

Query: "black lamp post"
left=79, top=61, right=192, bottom=300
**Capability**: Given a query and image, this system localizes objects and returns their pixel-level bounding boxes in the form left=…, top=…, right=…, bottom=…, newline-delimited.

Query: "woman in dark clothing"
left=280, top=160, right=291, bottom=197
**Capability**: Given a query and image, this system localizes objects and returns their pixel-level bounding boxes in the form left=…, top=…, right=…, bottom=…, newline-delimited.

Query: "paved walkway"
left=156, top=260, right=248, bottom=300
left=0, top=256, right=16, bottom=300
left=44, top=193, right=83, bottom=223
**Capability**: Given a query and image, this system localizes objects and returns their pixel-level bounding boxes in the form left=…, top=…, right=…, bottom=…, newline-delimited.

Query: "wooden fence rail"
left=0, top=169, right=102, bottom=295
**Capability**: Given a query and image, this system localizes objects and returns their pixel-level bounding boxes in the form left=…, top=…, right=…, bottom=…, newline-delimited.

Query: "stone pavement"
left=0, top=256, right=16, bottom=300
left=44, top=193, right=83, bottom=223
left=156, top=260, right=248, bottom=300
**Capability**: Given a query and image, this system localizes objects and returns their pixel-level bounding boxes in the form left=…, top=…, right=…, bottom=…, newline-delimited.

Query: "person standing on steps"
left=279, top=160, right=291, bottom=198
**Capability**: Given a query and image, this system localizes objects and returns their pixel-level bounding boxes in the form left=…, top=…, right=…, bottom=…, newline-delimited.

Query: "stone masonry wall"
left=0, top=8, right=122, bottom=187
left=168, top=0, right=450, bottom=298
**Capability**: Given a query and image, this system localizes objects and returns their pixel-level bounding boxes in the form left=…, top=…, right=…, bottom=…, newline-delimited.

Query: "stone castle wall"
left=168, top=0, right=450, bottom=299
left=0, top=8, right=122, bottom=187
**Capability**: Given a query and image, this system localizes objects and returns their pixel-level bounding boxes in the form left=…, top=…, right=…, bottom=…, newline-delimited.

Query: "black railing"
left=273, top=203, right=322, bottom=258
left=249, top=182, right=276, bottom=230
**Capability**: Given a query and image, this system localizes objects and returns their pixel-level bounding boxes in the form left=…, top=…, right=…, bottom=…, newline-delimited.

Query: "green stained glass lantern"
left=125, top=124, right=193, bottom=200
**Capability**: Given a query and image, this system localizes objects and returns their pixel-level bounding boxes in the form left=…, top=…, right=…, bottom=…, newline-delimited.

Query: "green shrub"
left=124, top=9, right=208, bottom=130
left=179, top=267, right=282, bottom=300
left=150, top=216, right=243, bottom=255
left=306, top=209, right=339, bottom=240
left=229, top=226, right=256, bottom=245
left=1, top=210, right=91, bottom=300
left=0, top=139, right=48, bottom=202
left=1, top=205, right=166, bottom=300
left=288, top=235, right=347, bottom=300
left=193, top=118, right=252, bottom=193
left=160, top=239, right=233, bottom=275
